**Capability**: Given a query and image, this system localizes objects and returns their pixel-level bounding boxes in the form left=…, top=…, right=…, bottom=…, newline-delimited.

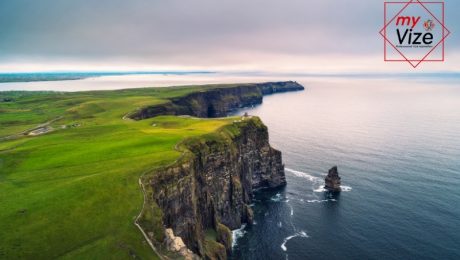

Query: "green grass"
left=0, top=85, right=243, bottom=259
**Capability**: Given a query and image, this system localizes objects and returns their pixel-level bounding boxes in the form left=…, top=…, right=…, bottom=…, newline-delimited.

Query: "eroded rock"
left=164, top=228, right=199, bottom=260
left=325, top=166, right=341, bottom=192
left=141, top=118, right=286, bottom=259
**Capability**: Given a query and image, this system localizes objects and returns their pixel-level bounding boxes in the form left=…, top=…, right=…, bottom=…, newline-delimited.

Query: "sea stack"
left=325, top=166, right=341, bottom=192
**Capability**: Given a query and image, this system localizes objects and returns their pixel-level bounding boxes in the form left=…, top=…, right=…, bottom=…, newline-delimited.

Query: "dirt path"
left=0, top=116, right=63, bottom=141
left=134, top=178, right=164, bottom=259
left=134, top=140, right=188, bottom=260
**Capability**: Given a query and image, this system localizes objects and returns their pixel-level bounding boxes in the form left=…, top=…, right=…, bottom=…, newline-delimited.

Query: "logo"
left=423, top=19, right=435, bottom=31
left=379, top=0, right=450, bottom=68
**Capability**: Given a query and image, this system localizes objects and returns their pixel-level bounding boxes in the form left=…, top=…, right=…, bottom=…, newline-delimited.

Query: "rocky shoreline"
left=128, top=81, right=304, bottom=120
left=135, top=82, right=304, bottom=259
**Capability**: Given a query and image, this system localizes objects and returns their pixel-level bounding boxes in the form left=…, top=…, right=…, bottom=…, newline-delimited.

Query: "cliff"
left=128, top=81, right=304, bottom=120
left=138, top=117, right=286, bottom=259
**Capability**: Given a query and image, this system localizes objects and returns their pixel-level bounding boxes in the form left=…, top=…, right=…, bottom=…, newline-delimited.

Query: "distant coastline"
left=0, top=71, right=215, bottom=83
left=2, top=71, right=460, bottom=84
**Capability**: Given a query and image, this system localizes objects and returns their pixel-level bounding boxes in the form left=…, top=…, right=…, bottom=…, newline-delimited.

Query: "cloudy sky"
left=0, top=0, right=458, bottom=73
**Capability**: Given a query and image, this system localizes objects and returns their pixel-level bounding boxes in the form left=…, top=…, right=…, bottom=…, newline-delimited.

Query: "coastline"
left=132, top=82, right=304, bottom=259
left=0, top=81, right=304, bottom=259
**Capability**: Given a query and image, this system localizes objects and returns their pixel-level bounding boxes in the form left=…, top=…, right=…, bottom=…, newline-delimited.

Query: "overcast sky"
left=0, top=0, right=458, bottom=72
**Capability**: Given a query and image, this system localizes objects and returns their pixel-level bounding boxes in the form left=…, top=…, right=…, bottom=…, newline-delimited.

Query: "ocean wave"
left=341, top=185, right=353, bottom=192
left=306, top=199, right=336, bottom=203
left=286, top=168, right=352, bottom=193
left=270, top=192, right=283, bottom=202
left=271, top=192, right=290, bottom=203
left=281, top=231, right=308, bottom=251
left=232, top=224, right=247, bottom=248
left=313, top=185, right=352, bottom=192
left=313, top=186, right=327, bottom=192
left=285, top=168, right=321, bottom=182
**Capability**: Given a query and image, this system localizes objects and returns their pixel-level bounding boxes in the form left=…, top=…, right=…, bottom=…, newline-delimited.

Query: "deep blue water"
left=231, top=78, right=460, bottom=260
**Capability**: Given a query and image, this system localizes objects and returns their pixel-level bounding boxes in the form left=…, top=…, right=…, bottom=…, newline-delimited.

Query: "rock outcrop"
left=164, top=228, right=199, bottom=260
left=128, top=81, right=304, bottom=120
left=139, top=117, right=286, bottom=259
left=324, top=166, right=341, bottom=192
left=135, top=82, right=304, bottom=259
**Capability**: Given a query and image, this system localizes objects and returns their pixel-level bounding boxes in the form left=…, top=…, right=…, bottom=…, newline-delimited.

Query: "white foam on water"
left=313, top=186, right=327, bottom=192
left=285, top=168, right=320, bottom=182
left=341, top=185, right=353, bottom=192
left=281, top=231, right=309, bottom=251
left=289, top=204, right=294, bottom=216
left=306, top=198, right=338, bottom=203
left=285, top=168, right=352, bottom=193
left=232, top=224, right=247, bottom=248
left=307, top=199, right=327, bottom=203
left=314, top=185, right=352, bottom=192
left=270, top=193, right=283, bottom=202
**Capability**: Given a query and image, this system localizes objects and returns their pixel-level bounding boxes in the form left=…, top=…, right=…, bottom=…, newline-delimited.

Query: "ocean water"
left=2, top=74, right=459, bottom=259
left=0, top=72, right=275, bottom=91
left=231, top=77, right=460, bottom=260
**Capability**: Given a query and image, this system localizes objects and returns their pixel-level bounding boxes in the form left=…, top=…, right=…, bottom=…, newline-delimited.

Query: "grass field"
left=0, top=85, right=240, bottom=259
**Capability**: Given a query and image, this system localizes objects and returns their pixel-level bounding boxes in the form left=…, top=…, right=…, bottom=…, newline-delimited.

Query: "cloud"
left=0, top=0, right=458, bottom=72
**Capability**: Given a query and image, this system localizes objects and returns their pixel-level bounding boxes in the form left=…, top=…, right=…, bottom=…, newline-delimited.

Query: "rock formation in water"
left=128, top=81, right=304, bottom=120
left=139, top=118, right=286, bottom=259
left=325, top=166, right=341, bottom=192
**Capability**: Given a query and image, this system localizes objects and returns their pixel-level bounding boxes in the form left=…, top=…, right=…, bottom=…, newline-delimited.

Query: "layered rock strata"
left=128, top=81, right=304, bottom=120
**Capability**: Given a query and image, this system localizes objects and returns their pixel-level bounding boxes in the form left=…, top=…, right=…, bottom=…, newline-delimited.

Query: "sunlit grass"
left=0, top=86, right=237, bottom=259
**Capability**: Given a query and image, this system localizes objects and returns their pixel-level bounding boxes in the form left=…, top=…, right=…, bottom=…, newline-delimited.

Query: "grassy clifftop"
left=0, top=82, right=301, bottom=259
left=137, top=115, right=285, bottom=259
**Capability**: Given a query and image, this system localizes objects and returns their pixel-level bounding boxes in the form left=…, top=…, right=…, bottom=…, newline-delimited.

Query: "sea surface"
left=0, top=72, right=274, bottom=91
left=231, top=77, right=460, bottom=260
left=2, top=74, right=459, bottom=259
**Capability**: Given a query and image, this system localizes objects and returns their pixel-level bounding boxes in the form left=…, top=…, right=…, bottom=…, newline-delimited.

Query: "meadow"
left=0, top=85, right=239, bottom=259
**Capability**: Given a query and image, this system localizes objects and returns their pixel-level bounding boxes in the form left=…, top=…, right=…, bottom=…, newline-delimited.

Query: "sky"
left=0, top=0, right=459, bottom=73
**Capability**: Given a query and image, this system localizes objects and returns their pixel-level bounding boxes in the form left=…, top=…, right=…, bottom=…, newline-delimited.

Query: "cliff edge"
left=128, top=81, right=304, bottom=120
left=138, top=117, right=286, bottom=259
left=134, top=81, right=304, bottom=259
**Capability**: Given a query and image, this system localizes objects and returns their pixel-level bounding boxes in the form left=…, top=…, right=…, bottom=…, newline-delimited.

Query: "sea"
left=231, top=76, right=460, bottom=260
left=2, top=73, right=459, bottom=259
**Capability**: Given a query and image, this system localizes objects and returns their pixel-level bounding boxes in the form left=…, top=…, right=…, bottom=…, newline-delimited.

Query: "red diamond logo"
left=379, top=0, right=451, bottom=68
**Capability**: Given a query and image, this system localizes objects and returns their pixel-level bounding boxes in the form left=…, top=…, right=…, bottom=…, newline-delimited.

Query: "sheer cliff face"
left=129, top=81, right=304, bottom=120
left=135, top=82, right=303, bottom=259
left=142, top=118, right=285, bottom=257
